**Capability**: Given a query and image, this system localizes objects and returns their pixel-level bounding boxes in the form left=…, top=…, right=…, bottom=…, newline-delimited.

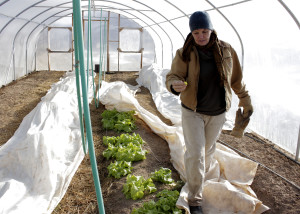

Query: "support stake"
left=295, top=124, right=300, bottom=161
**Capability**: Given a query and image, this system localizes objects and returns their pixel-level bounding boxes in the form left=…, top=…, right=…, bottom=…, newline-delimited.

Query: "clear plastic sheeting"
left=1, top=0, right=299, bottom=76
left=1, top=0, right=299, bottom=155
left=0, top=0, right=299, bottom=210
left=97, top=77, right=269, bottom=214
left=0, top=72, right=94, bottom=214
left=1, top=0, right=299, bottom=154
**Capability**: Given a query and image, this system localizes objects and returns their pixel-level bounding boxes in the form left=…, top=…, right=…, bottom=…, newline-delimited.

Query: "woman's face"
left=191, top=29, right=212, bottom=46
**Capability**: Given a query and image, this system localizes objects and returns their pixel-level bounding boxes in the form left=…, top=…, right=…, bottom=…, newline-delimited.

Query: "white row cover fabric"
left=0, top=72, right=94, bottom=214
left=98, top=65, right=269, bottom=213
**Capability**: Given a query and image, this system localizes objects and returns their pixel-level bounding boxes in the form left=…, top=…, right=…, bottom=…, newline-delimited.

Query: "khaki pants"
left=181, top=107, right=225, bottom=206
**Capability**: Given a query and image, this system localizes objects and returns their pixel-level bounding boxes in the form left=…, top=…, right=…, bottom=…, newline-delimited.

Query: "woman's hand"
left=172, top=80, right=187, bottom=92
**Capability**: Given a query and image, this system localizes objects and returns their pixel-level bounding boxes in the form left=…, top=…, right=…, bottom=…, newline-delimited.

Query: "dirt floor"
left=0, top=70, right=299, bottom=214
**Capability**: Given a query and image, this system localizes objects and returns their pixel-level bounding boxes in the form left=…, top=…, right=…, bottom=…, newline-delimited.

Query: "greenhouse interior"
left=0, top=0, right=299, bottom=214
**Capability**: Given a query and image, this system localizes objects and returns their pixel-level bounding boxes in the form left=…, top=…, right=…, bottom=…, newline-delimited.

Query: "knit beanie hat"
left=189, top=11, right=214, bottom=32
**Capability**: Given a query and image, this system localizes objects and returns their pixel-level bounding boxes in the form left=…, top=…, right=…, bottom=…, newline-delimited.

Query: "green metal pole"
left=72, top=0, right=105, bottom=213
left=87, top=0, right=98, bottom=108
left=86, top=0, right=91, bottom=92
left=74, top=12, right=87, bottom=155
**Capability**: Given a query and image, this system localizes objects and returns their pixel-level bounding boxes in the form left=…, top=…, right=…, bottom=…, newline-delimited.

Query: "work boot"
left=189, top=206, right=203, bottom=214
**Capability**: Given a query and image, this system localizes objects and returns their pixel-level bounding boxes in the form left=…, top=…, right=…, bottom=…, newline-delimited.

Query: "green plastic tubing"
left=73, top=14, right=87, bottom=155
left=86, top=0, right=98, bottom=108
left=86, top=0, right=91, bottom=92
left=72, top=0, right=105, bottom=213
left=97, top=9, right=107, bottom=107
left=87, top=3, right=98, bottom=108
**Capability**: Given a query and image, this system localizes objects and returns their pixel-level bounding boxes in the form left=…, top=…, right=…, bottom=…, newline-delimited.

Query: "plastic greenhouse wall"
left=0, top=0, right=299, bottom=158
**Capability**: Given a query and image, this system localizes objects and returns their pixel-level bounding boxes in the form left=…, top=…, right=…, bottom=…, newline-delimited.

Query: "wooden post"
left=47, top=27, right=50, bottom=71
left=107, top=11, right=110, bottom=73
left=118, top=14, right=120, bottom=72
left=72, top=14, right=74, bottom=71
left=140, top=28, right=143, bottom=69
left=296, top=124, right=300, bottom=161
left=140, top=51, right=143, bottom=69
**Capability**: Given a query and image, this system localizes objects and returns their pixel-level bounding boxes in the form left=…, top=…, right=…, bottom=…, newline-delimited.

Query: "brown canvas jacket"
left=165, top=40, right=251, bottom=112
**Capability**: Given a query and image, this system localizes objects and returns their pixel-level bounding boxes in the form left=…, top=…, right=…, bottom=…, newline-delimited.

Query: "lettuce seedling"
left=150, top=167, right=174, bottom=184
left=107, top=160, right=133, bottom=179
left=131, top=189, right=182, bottom=214
left=101, top=109, right=137, bottom=132
left=123, top=175, right=157, bottom=200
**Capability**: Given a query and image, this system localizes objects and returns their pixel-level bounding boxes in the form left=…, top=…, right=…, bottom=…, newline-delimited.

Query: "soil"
left=0, top=70, right=299, bottom=214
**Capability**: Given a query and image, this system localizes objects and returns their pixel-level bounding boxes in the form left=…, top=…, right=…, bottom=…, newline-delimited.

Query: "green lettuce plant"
left=107, top=160, right=133, bottom=179
left=101, top=109, right=136, bottom=132
left=131, top=189, right=182, bottom=214
left=150, top=167, right=174, bottom=184
left=123, top=174, right=157, bottom=200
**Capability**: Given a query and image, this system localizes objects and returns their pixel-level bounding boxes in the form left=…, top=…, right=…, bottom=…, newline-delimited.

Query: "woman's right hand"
left=172, top=80, right=187, bottom=92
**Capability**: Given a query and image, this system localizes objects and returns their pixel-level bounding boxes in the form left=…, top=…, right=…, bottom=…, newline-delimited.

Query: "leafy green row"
left=100, top=109, right=182, bottom=213
left=101, top=109, right=136, bottom=132
left=132, top=189, right=183, bottom=214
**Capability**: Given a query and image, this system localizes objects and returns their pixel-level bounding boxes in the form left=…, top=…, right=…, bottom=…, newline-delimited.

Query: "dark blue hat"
left=189, top=11, right=213, bottom=32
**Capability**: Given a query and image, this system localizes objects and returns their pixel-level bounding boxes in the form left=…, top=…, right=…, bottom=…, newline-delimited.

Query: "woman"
left=165, top=11, right=253, bottom=214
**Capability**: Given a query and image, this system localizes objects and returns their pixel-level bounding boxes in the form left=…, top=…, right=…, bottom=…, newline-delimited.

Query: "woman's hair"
left=182, top=32, right=194, bottom=62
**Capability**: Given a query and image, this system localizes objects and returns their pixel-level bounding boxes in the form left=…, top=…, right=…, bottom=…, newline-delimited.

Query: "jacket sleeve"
left=165, top=48, right=188, bottom=95
left=230, top=47, right=252, bottom=108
